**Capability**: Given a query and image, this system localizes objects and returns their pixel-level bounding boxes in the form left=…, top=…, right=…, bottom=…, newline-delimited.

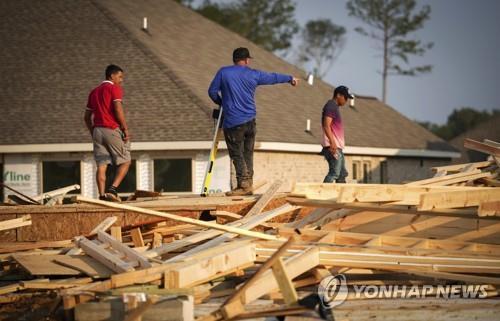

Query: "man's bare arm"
left=113, top=101, right=130, bottom=141
left=323, top=116, right=338, bottom=157
left=84, top=110, right=93, bottom=136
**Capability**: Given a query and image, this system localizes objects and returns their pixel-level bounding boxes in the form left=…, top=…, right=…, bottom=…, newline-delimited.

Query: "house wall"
left=2, top=149, right=452, bottom=200
left=1, top=150, right=230, bottom=201
left=252, top=151, right=451, bottom=192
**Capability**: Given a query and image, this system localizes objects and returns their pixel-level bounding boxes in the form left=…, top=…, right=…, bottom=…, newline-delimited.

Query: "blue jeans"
left=322, top=147, right=348, bottom=183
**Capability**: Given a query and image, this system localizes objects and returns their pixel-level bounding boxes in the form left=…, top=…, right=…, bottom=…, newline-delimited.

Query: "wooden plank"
left=278, top=227, right=500, bottom=255
left=0, top=279, right=49, bottom=295
left=54, top=255, right=114, bottom=278
left=0, top=215, right=31, bottom=231
left=165, top=204, right=296, bottom=262
left=479, top=201, right=500, bottom=217
left=76, top=196, right=283, bottom=241
left=242, top=246, right=320, bottom=304
left=244, top=180, right=283, bottom=218
left=152, top=233, right=162, bottom=248
left=419, top=189, right=500, bottom=210
left=432, top=160, right=493, bottom=173
left=76, top=236, right=135, bottom=273
left=12, top=254, right=81, bottom=276
left=110, top=226, right=122, bottom=242
left=464, top=138, right=500, bottom=157
left=21, top=279, right=92, bottom=290
left=97, top=231, right=152, bottom=268
left=166, top=242, right=256, bottom=289
left=292, top=183, right=490, bottom=205
left=271, top=257, right=298, bottom=304
left=88, top=216, right=117, bottom=236
left=256, top=243, right=500, bottom=274
left=130, top=228, right=145, bottom=247
left=405, top=170, right=489, bottom=186
left=286, top=197, right=481, bottom=219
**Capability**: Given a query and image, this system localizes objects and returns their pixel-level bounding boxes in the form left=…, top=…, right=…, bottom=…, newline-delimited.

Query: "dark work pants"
left=224, top=119, right=256, bottom=183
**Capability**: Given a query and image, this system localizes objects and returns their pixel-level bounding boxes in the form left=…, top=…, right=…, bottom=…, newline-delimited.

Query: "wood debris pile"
left=0, top=138, right=499, bottom=321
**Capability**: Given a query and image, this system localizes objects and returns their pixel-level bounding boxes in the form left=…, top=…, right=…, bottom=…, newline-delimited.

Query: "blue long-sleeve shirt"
left=208, top=65, right=292, bottom=128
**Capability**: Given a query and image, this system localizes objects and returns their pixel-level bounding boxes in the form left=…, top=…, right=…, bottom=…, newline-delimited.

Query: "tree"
left=417, top=108, right=500, bottom=140
left=182, top=0, right=299, bottom=53
left=296, top=19, right=346, bottom=78
left=346, top=0, right=433, bottom=103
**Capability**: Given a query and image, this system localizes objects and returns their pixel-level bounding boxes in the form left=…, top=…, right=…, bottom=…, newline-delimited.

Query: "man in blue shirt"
left=208, top=47, right=299, bottom=195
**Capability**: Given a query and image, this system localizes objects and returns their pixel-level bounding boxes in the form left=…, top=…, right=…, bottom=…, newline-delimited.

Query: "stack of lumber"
left=0, top=140, right=499, bottom=321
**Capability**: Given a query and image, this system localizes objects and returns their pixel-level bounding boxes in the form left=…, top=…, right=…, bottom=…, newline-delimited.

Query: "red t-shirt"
left=86, top=81, right=123, bottom=129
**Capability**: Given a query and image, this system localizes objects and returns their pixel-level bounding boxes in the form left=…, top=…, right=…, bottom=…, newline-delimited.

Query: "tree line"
left=176, top=0, right=432, bottom=103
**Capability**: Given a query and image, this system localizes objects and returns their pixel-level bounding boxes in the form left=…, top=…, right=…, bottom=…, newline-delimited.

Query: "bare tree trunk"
left=382, top=27, right=389, bottom=103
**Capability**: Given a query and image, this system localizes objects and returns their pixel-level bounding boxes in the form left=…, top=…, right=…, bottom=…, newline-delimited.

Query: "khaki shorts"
left=93, top=127, right=131, bottom=166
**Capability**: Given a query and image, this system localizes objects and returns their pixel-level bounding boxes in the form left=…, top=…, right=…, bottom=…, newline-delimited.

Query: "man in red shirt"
left=84, top=65, right=131, bottom=201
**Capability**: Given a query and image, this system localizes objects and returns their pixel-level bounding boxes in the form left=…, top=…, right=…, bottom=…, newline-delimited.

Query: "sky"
left=291, top=0, right=500, bottom=124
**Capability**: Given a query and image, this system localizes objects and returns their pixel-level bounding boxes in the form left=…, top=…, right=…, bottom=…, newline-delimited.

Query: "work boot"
left=105, top=186, right=121, bottom=202
left=226, top=178, right=253, bottom=196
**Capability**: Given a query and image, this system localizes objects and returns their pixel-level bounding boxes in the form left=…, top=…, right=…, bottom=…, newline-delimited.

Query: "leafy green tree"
left=418, top=108, right=500, bottom=140
left=346, top=0, right=433, bottom=103
left=296, top=19, right=346, bottom=78
left=183, top=0, right=299, bottom=53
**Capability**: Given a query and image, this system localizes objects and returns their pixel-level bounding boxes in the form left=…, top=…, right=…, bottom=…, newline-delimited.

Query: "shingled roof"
left=0, top=0, right=455, bottom=153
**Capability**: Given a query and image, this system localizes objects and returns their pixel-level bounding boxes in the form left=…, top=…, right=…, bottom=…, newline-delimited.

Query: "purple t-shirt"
left=321, top=100, right=345, bottom=149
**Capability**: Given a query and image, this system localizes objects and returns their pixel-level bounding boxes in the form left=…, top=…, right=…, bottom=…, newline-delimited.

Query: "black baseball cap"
left=233, top=47, right=252, bottom=62
left=334, top=85, right=354, bottom=99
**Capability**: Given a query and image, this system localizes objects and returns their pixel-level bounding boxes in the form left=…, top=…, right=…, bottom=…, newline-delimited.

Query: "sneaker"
left=105, top=186, right=121, bottom=202
left=99, top=195, right=106, bottom=201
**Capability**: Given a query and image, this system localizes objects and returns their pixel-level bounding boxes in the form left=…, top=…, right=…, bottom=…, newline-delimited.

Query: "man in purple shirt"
left=321, top=85, right=353, bottom=183
left=208, top=47, right=299, bottom=195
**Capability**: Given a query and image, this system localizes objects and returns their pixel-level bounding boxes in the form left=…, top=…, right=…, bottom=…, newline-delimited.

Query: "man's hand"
left=329, top=146, right=339, bottom=159
left=290, top=77, right=300, bottom=87
left=122, top=128, right=131, bottom=142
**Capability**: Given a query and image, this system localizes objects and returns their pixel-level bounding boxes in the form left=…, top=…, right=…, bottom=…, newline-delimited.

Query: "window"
left=362, top=162, right=372, bottom=183
left=154, top=159, right=192, bottom=192
left=106, top=160, right=136, bottom=193
left=352, top=161, right=359, bottom=180
left=380, top=161, right=388, bottom=184
left=42, top=161, right=81, bottom=193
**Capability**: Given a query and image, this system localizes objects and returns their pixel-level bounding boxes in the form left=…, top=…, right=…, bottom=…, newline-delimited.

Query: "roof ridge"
left=89, top=0, right=212, bottom=118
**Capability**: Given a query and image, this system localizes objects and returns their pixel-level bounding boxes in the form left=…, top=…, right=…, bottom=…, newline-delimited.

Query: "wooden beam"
left=165, top=242, right=255, bottom=289
left=286, top=197, right=481, bottom=219
left=97, top=231, right=152, bottom=268
left=88, top=216, right=117, bottom=236
left=431, top=161, right=493, bottom=173
left=464, top=138, right=500, bottom=157
left=0, top=215, right=31, bottom=231
left=278, top=228, right=500, bottom=256
left=244, top=180, right=282, bottom=218
left=270, top=257, right=298, bottom=304
left=419, top=189, right=500, bottom=211
left=130, top=228, right=145, bottom=247
left=405, top=170, right=489, bottom=186
left=479, top=201, right=500, bottom=217
left=76, top=196, right=283, bottom=241
left=165, top=204, right=296, bottom=262
left=76, top=236, right=135, bottom=273
left=256, top=243, right=500, bottom=274
left=110, top=226, right=122, bottom=242
left=220, top=236, right=300, bottom=320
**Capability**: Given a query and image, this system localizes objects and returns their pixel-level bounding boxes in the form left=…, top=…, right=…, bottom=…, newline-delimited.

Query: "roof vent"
left=349, top=94, right=355, bottom=108
left=307, top=73, right=314, bottom=86
left=142, top=17, right=148, bottom=31
left=305, top=119, right=311, bottom=132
